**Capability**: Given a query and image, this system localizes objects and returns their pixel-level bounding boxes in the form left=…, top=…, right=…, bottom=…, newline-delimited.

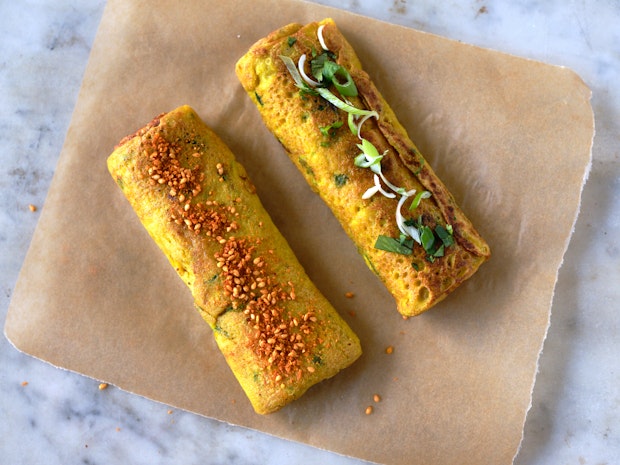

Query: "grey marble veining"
left=2, top=1, right=619, bottom=464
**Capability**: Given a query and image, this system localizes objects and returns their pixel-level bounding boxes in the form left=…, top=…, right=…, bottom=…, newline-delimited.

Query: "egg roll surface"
left=236, top=19, right=491, bottom=317
left=107, top=105, right=361, bottom=414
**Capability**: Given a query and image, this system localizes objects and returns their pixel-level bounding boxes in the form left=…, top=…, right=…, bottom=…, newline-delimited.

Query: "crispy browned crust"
left=236, top=19, right=490, bottom=317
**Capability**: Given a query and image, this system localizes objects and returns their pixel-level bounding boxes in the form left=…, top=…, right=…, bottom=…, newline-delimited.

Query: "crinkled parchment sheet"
left=5, top=1, right=593, bottom=464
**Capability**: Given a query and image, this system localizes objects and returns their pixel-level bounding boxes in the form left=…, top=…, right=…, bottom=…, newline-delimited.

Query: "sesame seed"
left=139, top=127, right=316, bottom=385
left=365, top=406, right=373, bottom=415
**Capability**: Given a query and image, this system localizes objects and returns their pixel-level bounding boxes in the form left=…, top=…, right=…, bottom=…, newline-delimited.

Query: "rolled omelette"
left=107, top=105, right=361, bottom=414
left=236, top=18, right=491, bottom=318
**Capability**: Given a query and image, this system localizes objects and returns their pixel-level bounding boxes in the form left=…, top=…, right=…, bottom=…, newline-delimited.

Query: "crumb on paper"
left=98, top=383, right=108, bottom=390
left=21, top=381, right=28, bottom=387
left=167, top=409, right=173, bottom=415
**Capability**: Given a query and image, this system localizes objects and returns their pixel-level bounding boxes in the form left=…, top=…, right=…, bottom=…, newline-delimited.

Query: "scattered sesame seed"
left=365, top=406, right=373, bottom=415
left=98, top=383, right=108, bottom=390
left=373, top=394, right=381, bottom=402
left=28, top=204, right=37, bottom=212
left=345, top=292, right=354, bottom=298
left=21, top=381, right=28, bottom=387
left=385, top=346, right=394, bottom=354
left=140, top=126, right=317, bottom=386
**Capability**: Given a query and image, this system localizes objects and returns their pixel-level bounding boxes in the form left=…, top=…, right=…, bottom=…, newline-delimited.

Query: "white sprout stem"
left=373, top=174, right=396, bottom=198
left=356, top=113, right=376, bottom=140
left=395, top=194, right=409, bottom=236
left=298, top=54, right=320, bottom=87
left=317, top=24, right=329, bottom=51
left=396, top=194, right=422, bottom=244
left=376, top=166, right=406, bottom=195
left=362, top=185, right=380, bottom=199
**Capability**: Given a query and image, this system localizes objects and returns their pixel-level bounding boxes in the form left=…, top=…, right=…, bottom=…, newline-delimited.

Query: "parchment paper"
left=5, top=1, right=593, bottom=464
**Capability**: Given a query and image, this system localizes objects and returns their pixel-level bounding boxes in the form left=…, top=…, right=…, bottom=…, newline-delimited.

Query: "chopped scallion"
left=316, top=87, right=377, bottom=117
left=375, top=235, right=413, bottom=256
left=409, top=190, right=431, bottom=211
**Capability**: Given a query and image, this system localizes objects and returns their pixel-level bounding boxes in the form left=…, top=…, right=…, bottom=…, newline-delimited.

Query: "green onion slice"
left=280, top=55, right=316, bottom=93
left=329, top=66, right=358, bottom=97
left=316, top=87, right=377, bottom=117
left=347, top=112, right=358, bottom=135
left=298, top=54, right=321, bottom=86
left=317, top=24, right=329, bottom=50
left=409, top=190, right=431, bottom=211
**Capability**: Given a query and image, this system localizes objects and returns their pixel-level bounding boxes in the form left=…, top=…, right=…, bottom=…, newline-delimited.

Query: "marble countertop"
left=1, top=1, right=618, bottom=464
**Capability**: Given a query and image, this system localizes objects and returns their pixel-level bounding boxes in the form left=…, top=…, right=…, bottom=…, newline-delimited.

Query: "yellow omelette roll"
left=236, top=19, right=490, bottom=318
left=107, top=105, right=361, bottom=414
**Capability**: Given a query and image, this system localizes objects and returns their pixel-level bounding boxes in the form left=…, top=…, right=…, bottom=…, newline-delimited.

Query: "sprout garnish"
left=279, top=26, right=451, bottom=261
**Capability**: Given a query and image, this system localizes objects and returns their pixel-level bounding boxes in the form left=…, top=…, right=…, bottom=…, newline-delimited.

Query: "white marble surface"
left=1, top=1, right=618, bottom=464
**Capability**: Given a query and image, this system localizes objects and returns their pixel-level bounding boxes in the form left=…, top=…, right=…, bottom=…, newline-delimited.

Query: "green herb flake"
left=419, top=226, right=436, bottom=253
left=374, top=235, right=413, bottom=256
left=287, top=36, right=297, bottom=47
left=319, top=120, right=343, bottom=137
left=298, top=157, right=315, bottom=177
left=334, top=173, right=348, bottom=187
left=435, top=225, right=455, bottom=247
left=254, top=92, right=263, bottom=106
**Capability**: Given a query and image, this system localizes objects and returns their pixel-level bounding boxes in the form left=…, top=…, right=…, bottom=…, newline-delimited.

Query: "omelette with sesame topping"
left=107, top=105, right=361, bottom=414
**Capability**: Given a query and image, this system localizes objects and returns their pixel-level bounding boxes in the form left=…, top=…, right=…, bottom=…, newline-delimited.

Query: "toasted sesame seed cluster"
left=139, top=125, right=317, bottom=383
